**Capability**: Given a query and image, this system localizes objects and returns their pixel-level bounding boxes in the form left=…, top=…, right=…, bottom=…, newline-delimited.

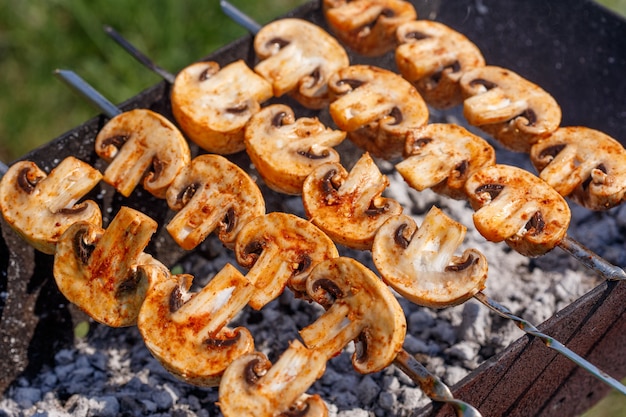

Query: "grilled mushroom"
left=0, top=157, right=102, bottom=254
left=328, top=65, right=428, bottom=160
left=244, top=104, right=346, bottom=195
left=395, top=123, right=496, bottom=200
left=254, top=18, right=349, bottom=109
left=529, top=126, right=626, bottom=210
left=95, top=108, right=190, bottom=198
left=234, top=212, right=339, bottom=306
left=322, top=0, right=417, bottom=56
left=302, top=152, right=402, bottom=250
left=372, top=208, right=488, bottom=308
left=395, top=20, right=485, bottom=109
left=166, top=154, right=265, bottom=250
left=138, top=263, right=255, bottom=387
left=459, top=66, right=562, bottom=152
left=171, top=60, right=273, bottom=154
left=464, top=164, right=571, bottom=257
left=53, top=206, right=163, bottom=327
left=218, top=341, right=328, bottom=417
left=300, top=257, right=406, bottom=373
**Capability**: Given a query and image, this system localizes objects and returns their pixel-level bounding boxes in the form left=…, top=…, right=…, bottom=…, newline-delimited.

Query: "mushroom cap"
left=395, top=20, right=485, bottom=109
left=218, top=341, right=328, bottom=417
left=300, top=257, right=406, bottom=374
left=395, top=123, right=496, bottom=200
left=166, top=154, right=265, bottom=250
left=138, top=263, right=255, bottom=387
left=254, top=18, right=349, bottom=109
left=0, top=157, right=102, bottom=254
left=53, top=206, right=163, bottom=327
left=373, top=208, right=488, bottom=308
left=95, top=108, right=191, bottom=198
left=234, top=212, right=339, bottom=307
left=464, top=164, right=571, bottom=257
left=459, top=65, right=562, bottom=152
left=171, top=60, right=273, bottom=154
left=322, top=0, right=417, bottom=57
left=302, top=152, right=403, bottom=250
left=530, top=126, right=626, bottom=210
left=244, top=104, right=346, bottom=195
left=328, top=65, right=429, bottom=160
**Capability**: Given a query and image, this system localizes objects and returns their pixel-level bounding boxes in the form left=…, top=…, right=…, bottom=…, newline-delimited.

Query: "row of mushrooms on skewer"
left=2, top=0, right=626, bottom=415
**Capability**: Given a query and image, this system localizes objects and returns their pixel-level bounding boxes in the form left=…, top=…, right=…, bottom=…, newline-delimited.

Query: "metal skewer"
left=394, top=349, right=483, bottom=417
left=219, top=0, right=262, bottom=34
left=54, top=69, right=121, bottom=119
left=559, top=235, right=626, bottom=281
left=0, top=160, right=9, bottom=177
left=473, top=291, right=626, bottom=395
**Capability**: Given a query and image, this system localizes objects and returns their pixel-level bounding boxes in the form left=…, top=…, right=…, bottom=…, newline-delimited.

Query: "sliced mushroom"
left=302, top=152, right=403, bottom=250
left=244, top=104, right=346, bottom=195
left=372, top=208, right=488, bottom=308
left=166, top=154, right=265, bottom=250
left=328, top=65, right=429, bottom=160
left=300, top=257, right=406, bottom=373
left=529, top=126, right=626, bottom=210
left=95, top=108, right=190, bottom=198
left=254, top=18, right=349, bottom=109
left=171, top=60, right=273, bottom=154
left=138, top=263, right=255, bottom=387
left=235, top=212, right=338, bottom=307
left=459, top=66, right=562, bottom=152
left=0, top=157, right=102, bottom=254
left=395, top=123, right=496, bottom=200
left=322, top=0, right=417, bottom=56
left=219, top=341, right=327, bottom=417
left=395, top=20, right=485, bottom=109
left=53, top=206, right=164, bottom=327
left=464, top=164, right=571, bottom=257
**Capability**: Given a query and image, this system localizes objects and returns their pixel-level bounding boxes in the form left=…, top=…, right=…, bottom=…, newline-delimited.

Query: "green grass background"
left=0, top=0, right=625, bottom=415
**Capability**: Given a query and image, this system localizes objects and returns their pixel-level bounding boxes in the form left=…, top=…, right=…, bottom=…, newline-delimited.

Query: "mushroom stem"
left=54, top=69, right=121, bottom=119
left=103, top=26, right=176, bottom=84
left=393, top=350, right=483, bottom=417
left=473, top=291, right=626, bottom=395
left=558, top=235, right=626, bottom=281
left=220, top=0, right=261, bottom=34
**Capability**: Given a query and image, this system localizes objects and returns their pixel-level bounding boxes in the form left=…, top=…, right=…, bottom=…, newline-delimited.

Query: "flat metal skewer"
left=473, top=291, right=626, bottom=395
left=394, top=349, right=483, bottom=417
left=559, top=235, right=626, bottom=281
left=219, top=0, right=262, bottom=34
left=0, top=160, right=9, bottom=177
left=103, top=26, right=176, bottom=84
left=54, top=69, right=121, bottom=119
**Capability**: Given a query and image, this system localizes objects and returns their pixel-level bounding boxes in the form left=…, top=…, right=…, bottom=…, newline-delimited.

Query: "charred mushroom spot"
left=380, top=8, right=395, bottom=17
left=388, top=107, right=403, bottom=125
left=169, top=285, right=185, bottom=313
left=58, top=203, right=89, bottom=215
left=393, top=223, right=413, bottom=249
left=431, top=60, right=462, bottom=84
left=337, top=78, right=364, bottom=89
left=526, top=211, right=546, bottom=235
left=321, top=169, right=341, bottom=196
left=199, top=67, right=217, bottom=82
left=116, top=269, right=142, bottom=297
left=311, top=278, right=344, bottom=308
left=538, top=144, right=567, bottom=162
left=17, top=167, right=41, bottom=194
left=405, top=31, right=431, bottom=41
left=308, top=67, right=322, bottom=87
left=243, top=240, right=265, bottom=264
left=226, top=103, right=249, bottom=114
left=583, top=164, right=607, bottom=189
left=101, top=135, right=128, bottom=151
left=475, top=183, right=504, bottom=200
left=455, top=160, right=469, bottom=177
left=515, top=108, right=537, bottom=126
left=411, top=137, right=433, bottom=152
left=354, top=330, right=371, bottom=364
left=280, top=402, right=310, bottom=417
left=445, top=255, right=477, bottom=272
left=365, top=201, right=389, bottom=216
left=297, top=149, right=331, bottom=160
left=244, top=358, right=263, bottom=385
left=176, top=183, right=199, bottom=207
left=469, top=78, right=497, bottom=90
left=222, top=207, right=236, bottom=234
left=272, top=111, right=288, bottom=127
left=267, top=37, right=290, bottom=50
left=150, top=157, right=164, bottom=182
left=294, top=253, right=312, bottom=275
left=204, top=331, right=241, bottom=348
left=73, top=228, right=95, bottom=264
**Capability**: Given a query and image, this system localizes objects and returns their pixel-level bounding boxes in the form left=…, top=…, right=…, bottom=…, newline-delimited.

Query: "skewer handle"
left=54, top=69, right=121, bottom=119
left=103, top=26, right=176, bottom=84
left=394, top=349, right=483, bottom=417
left=220, top=0, right=262, bottom=34
left=473, top=291, right=626, bottom=395
left=559, top=235, right=626, bottom=281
